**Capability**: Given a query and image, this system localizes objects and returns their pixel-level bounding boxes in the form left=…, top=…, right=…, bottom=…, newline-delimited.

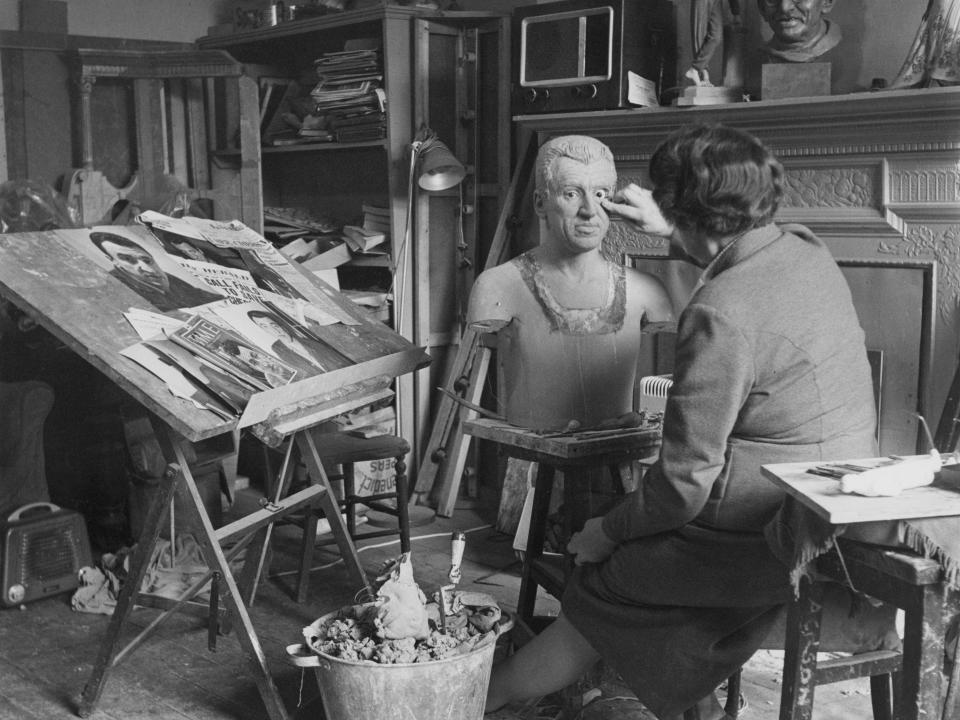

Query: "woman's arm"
left=602, top=302, right=754, bottom=542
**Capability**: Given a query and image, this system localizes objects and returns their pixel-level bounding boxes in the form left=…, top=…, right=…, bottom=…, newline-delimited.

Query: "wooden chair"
left=67, top=48, right=262, bottom=231
left=260, top=430, right=412, bottom=603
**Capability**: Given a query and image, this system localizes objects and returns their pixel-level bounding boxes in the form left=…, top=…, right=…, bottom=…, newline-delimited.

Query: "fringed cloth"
left=765, top=499, right=960, bottom=595
left=514, top=251, right=626, bottom=335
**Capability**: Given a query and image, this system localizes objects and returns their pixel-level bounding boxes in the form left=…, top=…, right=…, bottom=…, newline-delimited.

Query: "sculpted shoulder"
left=624, top=266, right=676, bottom=326
left=466, top=262, right=523, bottom=332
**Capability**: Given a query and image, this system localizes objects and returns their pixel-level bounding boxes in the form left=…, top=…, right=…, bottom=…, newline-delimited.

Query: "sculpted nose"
left=581, top=194, right=601, bottom=216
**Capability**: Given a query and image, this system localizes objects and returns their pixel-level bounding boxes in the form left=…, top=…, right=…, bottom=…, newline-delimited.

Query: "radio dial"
left=523, top=88, right=550, bottom=104
left=573, top=84, right=598, bottom=99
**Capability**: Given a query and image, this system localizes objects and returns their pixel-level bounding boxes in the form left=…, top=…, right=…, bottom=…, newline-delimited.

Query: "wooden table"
left=463, top=418, right=661, bottom=633
left=762, top=457, right=960, bottom=720
left=761, top=456, right=960, bottom=524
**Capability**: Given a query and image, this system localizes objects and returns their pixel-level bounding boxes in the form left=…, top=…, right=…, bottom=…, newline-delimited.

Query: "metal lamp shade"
left=417, top=139, right=466, bottom=191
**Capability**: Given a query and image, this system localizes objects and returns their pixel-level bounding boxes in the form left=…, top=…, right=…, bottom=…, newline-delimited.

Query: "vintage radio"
left=513, top=0, right=676, bottom=114
left=1, top=502, right=92, bottom=607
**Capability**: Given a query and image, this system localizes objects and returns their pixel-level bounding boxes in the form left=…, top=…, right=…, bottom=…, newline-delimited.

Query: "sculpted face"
left=758, top=0, right=835, bottom=46
left=535, top=156, right=617, bottom=255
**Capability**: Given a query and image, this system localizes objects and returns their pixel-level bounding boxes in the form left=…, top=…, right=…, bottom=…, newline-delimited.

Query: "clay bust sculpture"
left=757, top=0, right=842, bottom=62
left=466, top=135, right=674, bottom=431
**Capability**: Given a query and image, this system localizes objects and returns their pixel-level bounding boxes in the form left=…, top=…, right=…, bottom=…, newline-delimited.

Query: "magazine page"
left=168, top=315, right=299, bottom=390
left=137, top=211, right=358, bottom=325
left=211, top=301, right=328, bottom=377
left=71, top=224, right=226, bottom=313
left=176, top=259, right=265, bottom=305
left=120, top=343, right=236, bottom=421
left=140, top=337, right=254, bottom=413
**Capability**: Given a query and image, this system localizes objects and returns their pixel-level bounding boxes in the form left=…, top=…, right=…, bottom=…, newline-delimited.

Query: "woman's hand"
left=601, top=184, right=675, bottom=237
left=567, top=517, right=618, bottom=566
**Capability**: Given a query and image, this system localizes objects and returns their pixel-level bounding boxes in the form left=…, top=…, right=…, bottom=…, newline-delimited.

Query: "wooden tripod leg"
left=234, top=440, right=297, bottom=608
left=163, top=427, right=291, bottom=720
left=433, top=344, right=491, bottom=517
left=296, top=430, right=372, bottom=598
left=78, top=462, right=178, bottom=717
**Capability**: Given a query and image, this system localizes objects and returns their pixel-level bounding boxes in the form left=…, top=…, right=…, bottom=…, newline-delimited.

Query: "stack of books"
left=311, top=46, right=386, bottom=143
left=341, top=203, right=390, bottom=254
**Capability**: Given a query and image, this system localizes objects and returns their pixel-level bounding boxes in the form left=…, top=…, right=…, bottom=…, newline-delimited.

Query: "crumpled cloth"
left=765, top=499, right=960, bottom=595
left=71, top=535, right=245, bottom=614
left=72, top=564, right=123, bottom=615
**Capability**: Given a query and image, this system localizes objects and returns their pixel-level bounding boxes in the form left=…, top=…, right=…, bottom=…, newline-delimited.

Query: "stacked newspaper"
left=311, top=47, right=386, bottom=143
left=115, top=212, right=358, bottom=419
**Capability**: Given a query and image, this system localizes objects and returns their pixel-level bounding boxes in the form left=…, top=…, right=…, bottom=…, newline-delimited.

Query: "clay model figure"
left=466, top=135, right=674, bottom=432
left=757, top=0, right=842, bottom=62
left=686, top=0, right=743, bottom=86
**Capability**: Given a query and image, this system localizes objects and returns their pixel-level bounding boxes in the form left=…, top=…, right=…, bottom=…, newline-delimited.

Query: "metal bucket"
left=286, top=610, right=510, bottom=720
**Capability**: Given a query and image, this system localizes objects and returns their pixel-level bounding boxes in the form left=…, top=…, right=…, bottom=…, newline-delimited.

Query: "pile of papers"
left=115, top=212, right=360, bottom=421
left=311, top=47, right=386, bottom=143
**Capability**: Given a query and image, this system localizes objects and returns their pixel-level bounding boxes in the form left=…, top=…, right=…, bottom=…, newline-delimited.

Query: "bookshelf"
left=198, top=5, right=510, bottom=478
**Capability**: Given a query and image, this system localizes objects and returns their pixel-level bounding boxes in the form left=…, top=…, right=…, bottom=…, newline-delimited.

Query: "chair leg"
left=898, top=584, right=948, bottom=720
left=394, top=452, right=411, bottom=554
left=780, top=574, right=825, bottom=720
left=724, top=669, right=742, bottom=719
left=869, top=673, right=894, bottom=720
left=296, top=512, right=318, bottom=604
left=344, top=464, right=356, bottom=539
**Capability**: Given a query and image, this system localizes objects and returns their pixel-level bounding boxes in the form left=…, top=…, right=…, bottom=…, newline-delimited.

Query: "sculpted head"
left=534, top=135, right=618, bottom=255
left=757, top=0, right=840, bottom=60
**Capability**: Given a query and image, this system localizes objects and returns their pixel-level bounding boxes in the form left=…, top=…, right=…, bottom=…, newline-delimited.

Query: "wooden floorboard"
left=0, top=507, right=881, bottom=720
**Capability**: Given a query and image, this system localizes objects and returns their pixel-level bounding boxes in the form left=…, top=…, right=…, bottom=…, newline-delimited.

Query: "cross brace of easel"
left=413, top=132, right=538, bottom=517
left=78, top=397, right=382, bottom=720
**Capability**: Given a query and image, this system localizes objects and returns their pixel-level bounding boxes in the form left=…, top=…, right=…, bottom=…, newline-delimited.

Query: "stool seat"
left=308, top=430, right=410, bottom=465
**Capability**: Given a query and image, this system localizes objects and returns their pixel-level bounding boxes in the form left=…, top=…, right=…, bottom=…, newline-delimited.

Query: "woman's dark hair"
left=649, top=124, right=783, bottom=237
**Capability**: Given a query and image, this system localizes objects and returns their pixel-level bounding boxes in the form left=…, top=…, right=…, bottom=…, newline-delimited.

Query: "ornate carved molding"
left=517, top=87, right=960, bottom=162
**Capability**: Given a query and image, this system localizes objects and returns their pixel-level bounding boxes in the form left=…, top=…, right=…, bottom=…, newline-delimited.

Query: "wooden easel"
left=0, top=228, right=429, bottom=720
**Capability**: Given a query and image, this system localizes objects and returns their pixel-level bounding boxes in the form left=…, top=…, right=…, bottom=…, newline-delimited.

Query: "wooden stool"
left=778, top=537, right=959, bottom=720
left=462, top=418, right=660, bottom=634
left=295, top=431, right=411, bottom=603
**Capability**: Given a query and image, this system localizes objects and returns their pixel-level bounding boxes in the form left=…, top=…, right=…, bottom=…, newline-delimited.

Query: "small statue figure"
left=889, top=0, right=960, bottom=88
left=685, top=0, right=743, bottom=86
left=757, top=0, right=842, bottom=63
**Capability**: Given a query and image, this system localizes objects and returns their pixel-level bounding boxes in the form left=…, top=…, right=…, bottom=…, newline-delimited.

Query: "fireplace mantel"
left=515, top=87, right=960, bottom=161
left=516, top=86, right=960, bottom=455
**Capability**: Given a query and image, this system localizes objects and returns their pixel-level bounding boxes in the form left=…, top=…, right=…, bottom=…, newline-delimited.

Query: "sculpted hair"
left=649, top=124, right=783, bottom=237
left=535, top=135, right=616, bottom=194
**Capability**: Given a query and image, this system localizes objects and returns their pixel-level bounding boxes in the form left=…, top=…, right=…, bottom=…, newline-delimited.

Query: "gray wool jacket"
left=603, top=223, right=878, bottom=542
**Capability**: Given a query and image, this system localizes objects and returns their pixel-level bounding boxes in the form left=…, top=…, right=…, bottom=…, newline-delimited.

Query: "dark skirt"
left=561, top=522, right=792, bottom=718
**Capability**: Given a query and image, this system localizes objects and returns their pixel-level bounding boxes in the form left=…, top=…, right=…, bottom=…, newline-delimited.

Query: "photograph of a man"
left=246, top=308, right=328, bottom=373
left=90, top=231, right=223, bottom=312
left=220, top=338, right=297, bottom=389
